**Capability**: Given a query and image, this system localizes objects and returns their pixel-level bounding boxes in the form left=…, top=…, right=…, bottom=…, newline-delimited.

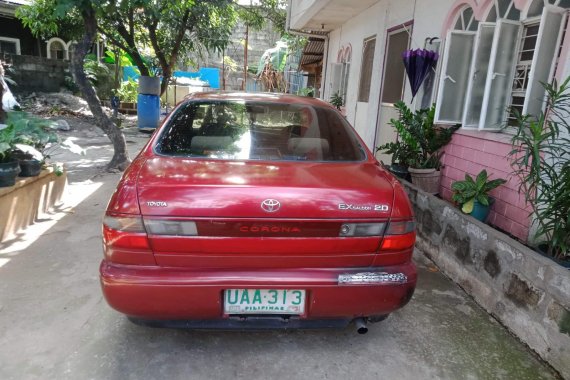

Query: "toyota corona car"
left=100, top=92, right=417, bottom=333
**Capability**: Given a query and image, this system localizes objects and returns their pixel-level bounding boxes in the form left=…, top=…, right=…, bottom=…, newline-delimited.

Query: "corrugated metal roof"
left=300, top=35, right=326, bottom=67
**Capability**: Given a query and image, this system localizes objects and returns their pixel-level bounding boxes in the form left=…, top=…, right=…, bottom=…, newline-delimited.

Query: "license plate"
left=224, top=289, right=306, bottom=315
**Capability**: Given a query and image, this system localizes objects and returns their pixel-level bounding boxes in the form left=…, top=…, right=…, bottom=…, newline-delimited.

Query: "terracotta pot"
left=408, top=167, right=441, bottom=195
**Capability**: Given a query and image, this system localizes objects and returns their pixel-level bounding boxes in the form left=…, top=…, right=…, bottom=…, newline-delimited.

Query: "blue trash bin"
left=137, top=94, right=160, bottom=130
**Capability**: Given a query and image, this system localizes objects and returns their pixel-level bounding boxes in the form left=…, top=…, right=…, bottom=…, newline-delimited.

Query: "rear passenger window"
left=157, top=100, right=366, bottom=162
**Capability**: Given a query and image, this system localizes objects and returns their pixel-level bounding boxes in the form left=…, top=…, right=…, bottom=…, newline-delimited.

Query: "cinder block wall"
left=403, top=180, right=570, bottom=378
left=440, top=131, right=532, bottom=242
left=2, top=53, right=70, bottom=94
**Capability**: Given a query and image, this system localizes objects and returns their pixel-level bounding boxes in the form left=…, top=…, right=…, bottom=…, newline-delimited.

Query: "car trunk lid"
left=137, top=157, right=394, bottom=268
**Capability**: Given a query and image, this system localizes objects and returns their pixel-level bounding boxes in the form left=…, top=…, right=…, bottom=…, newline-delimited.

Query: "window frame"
left=357, top=35, right=377, bottom=103
left=478, top=18, right=522, bottom=131
left=435, top=1, right=567, bottom=134
left=462, top=22, right=497, bottom=129
left=522, top=4, right=566, bottom=115
left=434, top=30, right=476, bottom=124
left=380, top=26, right=412, bottom=105
left=0, top=37, right=21, bottom=55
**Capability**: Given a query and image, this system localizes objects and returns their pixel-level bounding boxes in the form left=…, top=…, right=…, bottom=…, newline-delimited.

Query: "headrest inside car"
left=288, top=138, right=330, bottom=160
left=191, top=136, right=233, bottom=150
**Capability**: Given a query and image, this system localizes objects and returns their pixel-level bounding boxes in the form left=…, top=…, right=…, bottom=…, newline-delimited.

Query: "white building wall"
left=320, top=0, right=457, bottom=150
left=323, top=2, right=387, bottom=129
left=402, top=0, right=456, bottom=104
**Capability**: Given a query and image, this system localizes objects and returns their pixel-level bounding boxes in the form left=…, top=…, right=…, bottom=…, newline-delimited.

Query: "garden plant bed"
left=0, top=167, right=67, bottom=244
left=402, top=180, right=570, bottom=378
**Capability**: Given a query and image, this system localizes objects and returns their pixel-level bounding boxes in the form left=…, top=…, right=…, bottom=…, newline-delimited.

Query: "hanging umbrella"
left=402, top=49, right=439, bottom=98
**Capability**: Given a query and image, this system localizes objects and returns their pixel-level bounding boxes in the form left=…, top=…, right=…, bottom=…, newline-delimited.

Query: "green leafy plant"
left=390, top=101, right=458, bottom=169
left=451, top=170, right=506, bottom=214
left=376, top=108, right=420, bottom=167
left=330, top=92, right=343, bottom=110
left=376, top=101, right=457, bottom=169
left=115, top=78, right=139, bottom=103
left=509, top=77, right=570, bottom=260
left=0, top=112, right=58, bottom=163
left=63, top=75, right=80, bottom=93
left=83, top=55, right=111, bottom=86
left=297, top=87, right=314, bottom=97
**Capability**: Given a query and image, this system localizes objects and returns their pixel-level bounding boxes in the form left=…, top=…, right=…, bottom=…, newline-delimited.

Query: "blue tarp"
left=123, top=67, right=220, bottom=89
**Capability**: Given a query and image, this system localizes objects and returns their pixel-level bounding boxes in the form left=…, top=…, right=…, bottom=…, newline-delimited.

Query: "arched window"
left=527, top=0, right=570, bottom=17
left=485, top=0, right=521, bottom=21
left=435, top=6, right=480, bottom=124
left=46, top=38, right=67, bottom=60
left=454, top=6, right=480, bottom=31
left=436, top=0, right=569, bottom=130
left=331, top=45, right=352, bottom=106
left=66, top=41, right=76, bottom=60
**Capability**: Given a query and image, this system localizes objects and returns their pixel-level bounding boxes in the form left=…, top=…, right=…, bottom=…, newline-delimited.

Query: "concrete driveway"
left=0, top=125, right=560, bottom=380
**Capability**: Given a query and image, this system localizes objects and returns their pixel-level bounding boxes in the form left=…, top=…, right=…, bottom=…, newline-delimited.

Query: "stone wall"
left=1, top=53, right=70, bottom=94
left=402, top=180, right=570, bottom=378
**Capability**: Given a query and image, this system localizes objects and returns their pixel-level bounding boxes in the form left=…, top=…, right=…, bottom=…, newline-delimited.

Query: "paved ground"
left=0, top=122, right=560, bottom=380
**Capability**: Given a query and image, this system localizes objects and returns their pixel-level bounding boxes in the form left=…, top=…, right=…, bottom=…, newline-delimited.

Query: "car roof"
left=184, top=91, right=334, bottom=109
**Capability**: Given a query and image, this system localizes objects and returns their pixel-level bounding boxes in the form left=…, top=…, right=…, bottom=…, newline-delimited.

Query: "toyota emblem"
left=261, top=199, right=280, bottom=213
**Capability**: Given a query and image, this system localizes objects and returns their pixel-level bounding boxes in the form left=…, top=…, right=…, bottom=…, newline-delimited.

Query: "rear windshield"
left=156, top=100, right=366, bottom=162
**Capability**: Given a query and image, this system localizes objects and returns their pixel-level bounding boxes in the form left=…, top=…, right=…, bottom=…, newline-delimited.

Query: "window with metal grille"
left=357, top=37, right=376, bottom=102
left=435, top=1, right=568, bottom=131
left=508, top=23, right=540, bottom=126
left=0, top=37, right=20, bottom=55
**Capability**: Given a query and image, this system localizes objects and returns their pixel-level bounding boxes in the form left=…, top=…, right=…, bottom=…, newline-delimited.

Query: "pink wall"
left=440, top=130, right=532, bottom=242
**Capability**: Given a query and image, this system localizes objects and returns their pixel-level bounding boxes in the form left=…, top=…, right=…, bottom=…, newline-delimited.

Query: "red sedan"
left=100, top=92, right=417, bottom=333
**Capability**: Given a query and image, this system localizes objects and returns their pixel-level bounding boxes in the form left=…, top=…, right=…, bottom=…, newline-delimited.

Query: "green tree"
left=19, top=0, right=237, bottom=96
left=19, top=0, right=130, bottom=170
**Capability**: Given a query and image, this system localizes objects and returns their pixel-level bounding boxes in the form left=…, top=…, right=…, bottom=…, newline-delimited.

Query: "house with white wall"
left=288, top=0, right=570, bottom=243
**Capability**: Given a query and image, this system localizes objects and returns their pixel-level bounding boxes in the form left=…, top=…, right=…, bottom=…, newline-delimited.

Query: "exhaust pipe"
left=354, top=318, right=368, bottom=334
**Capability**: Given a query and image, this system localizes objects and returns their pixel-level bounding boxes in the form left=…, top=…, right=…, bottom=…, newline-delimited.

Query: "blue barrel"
left=137, top=94, right=160, bottom=130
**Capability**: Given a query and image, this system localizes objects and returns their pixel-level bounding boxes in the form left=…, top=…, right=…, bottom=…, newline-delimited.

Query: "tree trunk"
left=72, top=6, right=131, bottom=171
left=160, top=72, right=170, bottom=97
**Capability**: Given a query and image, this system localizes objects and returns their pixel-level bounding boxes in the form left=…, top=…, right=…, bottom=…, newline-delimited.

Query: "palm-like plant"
left=509, top=77, right=570, bottom=260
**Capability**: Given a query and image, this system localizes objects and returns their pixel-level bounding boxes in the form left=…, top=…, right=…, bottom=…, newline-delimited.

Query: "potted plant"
left=115, top=78, right=139, bottom=111
left=509, top=77, right=570, bottom=265
left=330, top=92, right=343, bottom=110
left=1, top=112, right=59, bottom=181
left=380, top=101, right=458, bottom=194
left=451, top=170, right=506, bottom=222
left=0, top=124, right=21, bottom=187
left=376, top=115, right=420, bottom=181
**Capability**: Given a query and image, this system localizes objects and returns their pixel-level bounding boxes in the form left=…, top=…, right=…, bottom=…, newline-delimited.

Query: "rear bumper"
left=100, top=260, right=417, bottom=321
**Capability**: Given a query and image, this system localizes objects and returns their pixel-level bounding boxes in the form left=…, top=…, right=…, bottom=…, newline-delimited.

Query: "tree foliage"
left=19, top=0, right=238, bottom=94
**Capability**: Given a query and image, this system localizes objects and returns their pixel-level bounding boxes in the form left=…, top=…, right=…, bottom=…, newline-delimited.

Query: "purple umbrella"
left=402, top=49, right=439, bottom=98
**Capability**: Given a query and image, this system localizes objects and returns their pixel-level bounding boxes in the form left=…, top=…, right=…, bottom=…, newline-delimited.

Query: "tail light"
left=102, top=213, right=154, bottom=265
left=380, top=220, right=416, bottom=251
left=144, top=219, right=198, bottom=236
left=339, top=223, right=386, bottom=237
